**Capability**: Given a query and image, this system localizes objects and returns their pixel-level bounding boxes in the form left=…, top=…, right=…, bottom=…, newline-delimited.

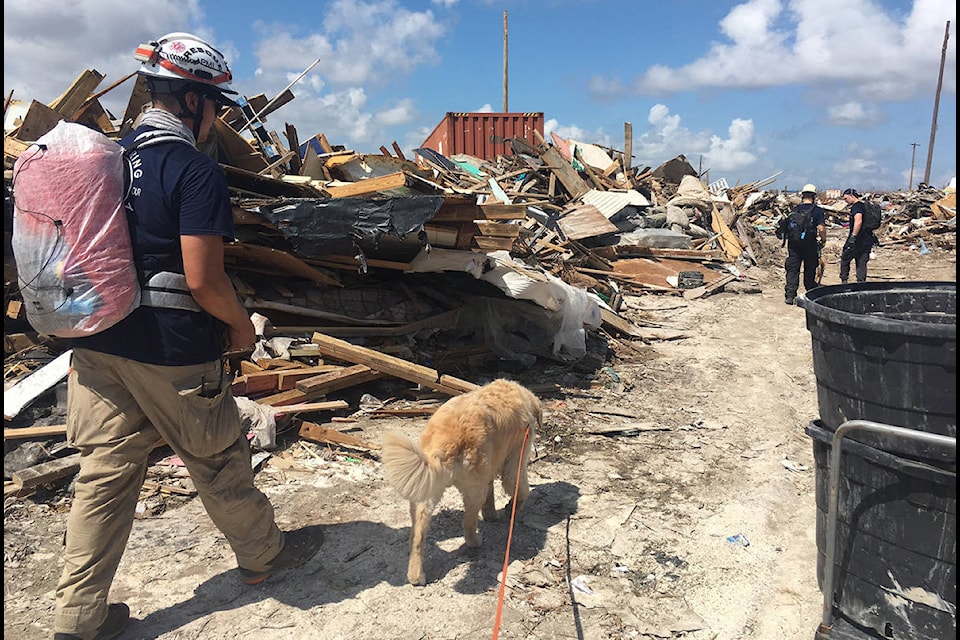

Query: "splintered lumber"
left=48, top=69, right=104, bottom=118
left=4, top=424, right=67, bottom=441
left=234, top=365, right=343, bottom=396
left=323, top=171, right=441, bottom=198
left=311, top=333, right=478, bottom=395
left=710, top=204, right=743, bottom=261
left=295, top=364, right=383, bottom=395
left=273, top=400, right=350, bottom=416
left=4, top=135, right=31, bottom=164
left=14, top=100, right=64, bottom=142
left=11, top=453, right=81, bottom=489
left=298, top=421, right=378, bottom=452
left=224, top=243, right=341, bottom=287
left=682, top=273, right=738, bottom=300
left=539, top=145, right=591, bottom=199
left=259, top=365, right=382, bottom=406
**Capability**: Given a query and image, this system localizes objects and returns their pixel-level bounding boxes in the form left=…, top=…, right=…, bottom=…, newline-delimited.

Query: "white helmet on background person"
left=134, top=32, right=239, bottom=106
left=801, top=184, right=817, bottom=194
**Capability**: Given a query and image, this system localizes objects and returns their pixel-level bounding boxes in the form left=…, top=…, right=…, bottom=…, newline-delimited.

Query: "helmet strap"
left=170, top=88, right=204, bottom=141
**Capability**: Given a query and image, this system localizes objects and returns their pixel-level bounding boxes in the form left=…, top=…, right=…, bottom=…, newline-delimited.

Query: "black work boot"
left=53, top=602, right=129, bottom=640
left=239, top=525, right=324, bottom=585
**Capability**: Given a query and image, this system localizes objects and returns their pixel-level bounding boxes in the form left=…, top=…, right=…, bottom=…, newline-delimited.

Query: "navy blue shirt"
left=71, top=126, right=235, bottom=365
left=847, top=201, right=871, bottom=241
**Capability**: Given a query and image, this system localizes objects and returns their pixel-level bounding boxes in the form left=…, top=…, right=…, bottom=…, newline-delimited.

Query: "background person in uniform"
left=839, top=188, right=875, bottom=283
left=782, top=184, right=827, bottom=305
left=52, top=33, right=323, bottom=640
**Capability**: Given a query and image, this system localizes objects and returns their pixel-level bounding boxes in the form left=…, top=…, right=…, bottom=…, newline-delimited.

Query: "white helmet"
left=134, top=32, right=238, bottom=106
left=801, top=184, right=817, bottom=194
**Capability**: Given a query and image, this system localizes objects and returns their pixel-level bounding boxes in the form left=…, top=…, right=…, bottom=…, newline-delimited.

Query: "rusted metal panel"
left=420, top=112, right=544, bottom=161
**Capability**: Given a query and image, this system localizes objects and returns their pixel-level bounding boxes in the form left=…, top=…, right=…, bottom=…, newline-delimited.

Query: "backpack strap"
left=122, top=133, right=204, bottom=314
left=139, top=271, right=203, bottom=312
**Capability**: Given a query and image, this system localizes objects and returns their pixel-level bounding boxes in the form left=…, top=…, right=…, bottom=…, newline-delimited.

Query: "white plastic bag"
left=12, top=121, right=140, bottom=337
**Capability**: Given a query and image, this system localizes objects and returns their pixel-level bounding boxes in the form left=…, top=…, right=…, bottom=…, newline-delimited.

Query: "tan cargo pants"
left=54, top=348, right=283, bottom=637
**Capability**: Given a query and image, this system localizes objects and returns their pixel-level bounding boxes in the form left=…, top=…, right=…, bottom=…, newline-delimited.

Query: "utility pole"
left=923, top=20, right=950, bottom=185
left=502, top=11, right=508, bottom=112
left=909, top=143, right=920, bottom=190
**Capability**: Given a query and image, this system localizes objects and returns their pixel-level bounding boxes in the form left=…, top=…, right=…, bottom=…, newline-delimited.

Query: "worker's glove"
left=817, top=239, right=825, bottom=253
left=842, top=238, right=856, bottom=258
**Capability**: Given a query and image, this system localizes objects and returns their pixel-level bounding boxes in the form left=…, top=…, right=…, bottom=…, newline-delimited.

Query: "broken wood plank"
left=48, top=69, right=104, bottom=118
left=538, top=144, right=591, bottom=199
left=323, top=171, right=441, bottom=198
left=259, top=365, right=383, bottom=406
left=272, top=400, right=350, bottom=415
left=557, top=203, right=619, bottom=241
left=141, top=480, right=197, bottom=496
left=682, top=273, right=738, bottom=300
left=277, top=366, right=344, bottom=391
left=310, top=333, right=478, bottom=396
left=298, top=421, right=378, bottom=452
left=14, top=100, right=64, bottom=142
left=11, top=453, right=81, bottom=489
left=295, top=364, right=383, bottom=395
left=224, top=243, right=341, bottom=287
left=710, top=204, right=743, bottom=261
left=4, top=424, right=67, bottom=441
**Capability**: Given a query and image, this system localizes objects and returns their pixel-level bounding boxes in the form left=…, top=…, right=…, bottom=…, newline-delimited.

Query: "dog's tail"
left=381, top=432, right=452, bottom=504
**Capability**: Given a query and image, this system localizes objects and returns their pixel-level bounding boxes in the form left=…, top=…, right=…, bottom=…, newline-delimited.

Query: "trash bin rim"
left=796, top=281, right=956, bottom=340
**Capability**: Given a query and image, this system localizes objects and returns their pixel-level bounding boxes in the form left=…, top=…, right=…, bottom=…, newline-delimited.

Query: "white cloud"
left=3, top=0, right=207, bottom=113
left=243, top=1, right=447, bottom=148
left=377, top=99, right=417, bottom=126
left=590, top=0, right=956, bottom=101
left=704, top=118, right=759, bottom=171
left=826, top=101, right=883, bottom=127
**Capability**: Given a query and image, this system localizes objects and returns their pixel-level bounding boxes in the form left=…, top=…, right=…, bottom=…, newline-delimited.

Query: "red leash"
left=492, top=426, right=530, bottom=639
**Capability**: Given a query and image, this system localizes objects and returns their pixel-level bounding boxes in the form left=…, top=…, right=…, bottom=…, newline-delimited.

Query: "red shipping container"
left=419, top=112, right=544, bottom=161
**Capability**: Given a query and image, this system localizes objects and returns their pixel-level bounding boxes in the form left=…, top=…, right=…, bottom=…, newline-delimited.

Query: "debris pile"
left=4, top=69, right=955, bottom=501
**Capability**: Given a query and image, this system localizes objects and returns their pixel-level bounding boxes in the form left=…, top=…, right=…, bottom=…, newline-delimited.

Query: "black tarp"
left=253, top=196, right=445, bottom=263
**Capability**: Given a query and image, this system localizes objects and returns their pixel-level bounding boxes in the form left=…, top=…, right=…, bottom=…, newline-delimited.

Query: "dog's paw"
left=464, top=530, right=482, bottom=548
left=407, top=570, right=426, bottom=586
left=482, top=508, right=502, bottom=522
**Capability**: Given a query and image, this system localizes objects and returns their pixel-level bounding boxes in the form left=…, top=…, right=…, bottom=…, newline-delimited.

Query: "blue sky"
left=4, top=0, right=956, bottom=192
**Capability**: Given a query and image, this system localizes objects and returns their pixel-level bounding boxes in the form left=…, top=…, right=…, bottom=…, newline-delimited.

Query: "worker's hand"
left=817, top=239, right=825, bottom=253
left=842, top=238, right=855, bottom=258
left=227, top=319, right=257, bottom=353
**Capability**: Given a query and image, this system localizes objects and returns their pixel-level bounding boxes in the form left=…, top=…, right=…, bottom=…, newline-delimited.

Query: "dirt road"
left=4, top=239, right=955, bottom=640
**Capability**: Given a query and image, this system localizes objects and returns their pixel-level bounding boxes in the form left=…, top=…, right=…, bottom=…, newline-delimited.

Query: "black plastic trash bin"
left=797, top=282, right=956, bottom=640
left=797, top=281, right=956, bottom=461
left=807, top=420, right=956, bottom=640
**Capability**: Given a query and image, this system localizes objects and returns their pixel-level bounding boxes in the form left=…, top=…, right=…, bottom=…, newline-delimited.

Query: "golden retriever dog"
left=381, top=378, right=540, bottom=586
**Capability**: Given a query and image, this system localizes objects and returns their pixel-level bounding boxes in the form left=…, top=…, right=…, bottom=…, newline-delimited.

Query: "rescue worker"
left=783, top=184, right=827, bottom=305
left=52, top=33, right=323, bottom=640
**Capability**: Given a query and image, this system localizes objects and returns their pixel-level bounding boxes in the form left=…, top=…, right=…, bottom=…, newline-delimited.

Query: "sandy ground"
left=4, top=234, right=955, bottom=640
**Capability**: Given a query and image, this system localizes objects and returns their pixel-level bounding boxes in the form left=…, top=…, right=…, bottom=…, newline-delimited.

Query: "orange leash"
left=492, top=426, right=530, bottom=640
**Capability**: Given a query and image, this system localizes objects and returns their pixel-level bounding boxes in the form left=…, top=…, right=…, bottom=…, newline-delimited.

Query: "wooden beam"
left=259, top=365, right=383, bottom=406
left=298, top=421, right=378, bottom=452
left=14, top=100, right=64, bottom=142
left=4, top=424, right=67, bottom=441
left=11, top=453, right=81, bottom=489
left=48, top=69, right=104, bottom=118
left=310, top=333, right=478, bottom=396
